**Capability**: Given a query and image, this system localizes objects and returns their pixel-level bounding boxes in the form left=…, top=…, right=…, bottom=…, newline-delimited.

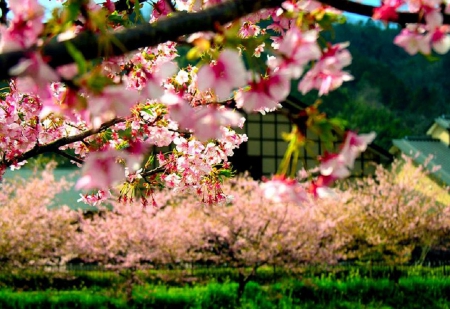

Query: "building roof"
left=435, top=116, right=450, bottom=129
left=392, top=137, right=450, bottom=187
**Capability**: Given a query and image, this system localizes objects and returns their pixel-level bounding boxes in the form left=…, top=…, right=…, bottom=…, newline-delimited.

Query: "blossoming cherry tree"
left=0, top=0, right=446, bottom=206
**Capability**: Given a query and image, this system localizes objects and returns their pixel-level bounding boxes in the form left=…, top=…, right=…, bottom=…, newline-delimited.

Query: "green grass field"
left=0, top=266, right=450, bottom=308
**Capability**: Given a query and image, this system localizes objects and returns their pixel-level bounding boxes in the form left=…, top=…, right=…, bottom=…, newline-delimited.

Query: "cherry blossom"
left=161, top=91, right=197, bottom=130
left=277, top=27, right=322, bottom=78
left=235, top=72, right=289, bottom=113
left=76, top=150, right=125, bottom=191
left=431, top=26, right=450, bottom=54
left=0, top=0, right=44, bottom=52
left=372, top=0, right=404, bottom=22
left=9, top=53, right=60, bottom=100
left=298, top=43, right=353, bottom=96
left=340, top=131, right=377, bottom=169
left=391, top=4, right=450, bottom=55
left=394, top=26, right=432, bottom=55
left=260, top=175, right=309, bottom=204
left=151, top=0, right=174, bottom=20
left=89, top=85, right=141, bottom=121
left=142, top=61, right=178, bottom=99
left=316, top=131, right=376, bottom=184
left=319, top=152, right=352, bottom=180
left=191, top=105, right=243, bottom=141
left=197, top=49, right=247, bottom=100
left=77, top=190, right=110, bottom=207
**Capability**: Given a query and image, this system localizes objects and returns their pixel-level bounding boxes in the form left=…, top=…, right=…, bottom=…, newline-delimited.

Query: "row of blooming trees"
left=0, top=0, right=448, bottom=205
left=1, top=158, right=449, bottom=268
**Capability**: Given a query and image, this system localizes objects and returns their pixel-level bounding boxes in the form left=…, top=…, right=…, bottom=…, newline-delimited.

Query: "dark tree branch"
left=321, top=0, right=450, bottom=25
left=320, top=0, right=375, bottom=19
left=0, top=0, right=8, bottom=25
left=0, top=0, right=284, bottom=80
left=0, top=0, right=448, bottom=81
left=2, top=117, right=125, bottom=167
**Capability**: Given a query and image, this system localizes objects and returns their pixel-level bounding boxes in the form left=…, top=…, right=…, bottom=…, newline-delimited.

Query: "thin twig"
left=141, top=165, right=166, bottom=177
left=54, top=149, right=85, bottom=165
left=166, top=0, right=177, bottom=12
left=113, top=0, right=148, bottom=12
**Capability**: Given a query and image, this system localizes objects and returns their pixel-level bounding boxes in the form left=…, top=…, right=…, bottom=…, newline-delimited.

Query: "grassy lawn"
left=0, top=266, right=449, bottom=308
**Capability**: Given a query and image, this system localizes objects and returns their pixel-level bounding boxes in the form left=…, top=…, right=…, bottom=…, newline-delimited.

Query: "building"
left=391, top=115, right=450, bottom=187
left=390, top=115, right=450, bottom=204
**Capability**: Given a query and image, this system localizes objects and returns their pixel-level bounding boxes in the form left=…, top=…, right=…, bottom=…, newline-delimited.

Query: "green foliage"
left=65, top=41, right=88, bottom=75
left=333, top=99, right=412, bottom=149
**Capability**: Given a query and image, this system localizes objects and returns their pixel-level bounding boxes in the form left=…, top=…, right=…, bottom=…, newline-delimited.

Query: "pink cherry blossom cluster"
left=0, top=0, right=44, bottom=53
left=0, top=163, right=78, bottom=267
left=234, top=14, right=354, bottom=115
left=0, top=0, right=447, bottom=206
left=312, top=131, right=377, bottom=196
left=0, top=88, right=40, bottom=177
left=373, top=0, right=450, bottom=55
left=0, top=0, right=325, bottom=204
